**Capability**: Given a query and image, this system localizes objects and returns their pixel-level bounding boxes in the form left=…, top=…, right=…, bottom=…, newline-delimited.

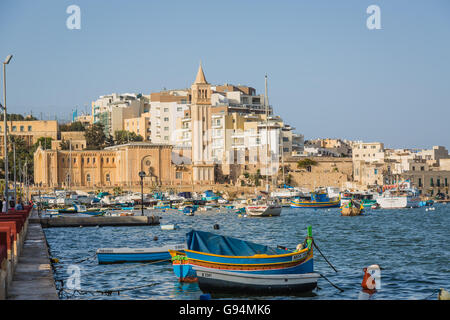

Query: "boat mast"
left=265, top=75, right=269, bottom=194
left=69, top=139, right=72, bottom=192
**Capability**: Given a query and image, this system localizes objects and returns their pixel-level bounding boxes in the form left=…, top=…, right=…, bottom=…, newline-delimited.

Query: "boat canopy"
left=186, top=230, right=287, bottom=257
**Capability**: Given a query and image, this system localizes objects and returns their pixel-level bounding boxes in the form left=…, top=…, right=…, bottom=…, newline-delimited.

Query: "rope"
left=54, top=258, right=171, bottom=299
left=58, top=281, right=161, bottom=297
left=313, top=240, right=338, bottom=273
left=319, top=273, right=345, bottom=292
left=422, top=289, right=440, bottom=300
left=54, top=258, right=171, bottom=282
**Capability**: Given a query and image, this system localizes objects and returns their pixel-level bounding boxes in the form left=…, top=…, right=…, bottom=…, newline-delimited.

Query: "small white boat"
left=245, top=200, right=282, bottom=217
left=377, top=184, right=420, bottom=209
left=161, top=224, right=178, bottom=230
left=193, top=265, right=320, bottom=294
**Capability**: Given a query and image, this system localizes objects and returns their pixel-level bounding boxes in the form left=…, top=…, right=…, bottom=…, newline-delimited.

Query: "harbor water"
left=44, top=204, right=450, bottom=300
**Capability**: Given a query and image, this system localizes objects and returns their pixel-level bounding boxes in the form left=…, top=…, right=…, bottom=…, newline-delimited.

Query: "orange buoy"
left=361, top=264, right=381, bottom=291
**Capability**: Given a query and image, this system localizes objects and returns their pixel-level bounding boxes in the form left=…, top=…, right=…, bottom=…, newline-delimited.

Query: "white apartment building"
left=92, top=93, right=148, bottom=137
left=149, top=90, right=190, bottom=144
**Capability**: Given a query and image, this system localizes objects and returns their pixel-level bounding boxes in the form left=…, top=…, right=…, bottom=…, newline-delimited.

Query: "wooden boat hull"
left=341, top=206, right=362, bottom=216
left=245, top=205, right=282, bottom=217
left=193, top=265, right=320, bottom=294
left=290, top=199, right=340, bottom=208
left=184, top=247, right=313, bottom=275
left=97, top=244, right=186, bottom=264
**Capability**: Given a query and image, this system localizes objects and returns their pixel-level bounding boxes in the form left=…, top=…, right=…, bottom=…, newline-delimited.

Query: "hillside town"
left=0, top=64, right=448, bottom=201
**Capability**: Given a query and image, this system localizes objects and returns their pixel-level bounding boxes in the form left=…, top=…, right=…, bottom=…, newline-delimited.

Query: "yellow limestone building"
left=33, top=142, right=192, bottom=188
left=190, top=63, right=215, bottom=184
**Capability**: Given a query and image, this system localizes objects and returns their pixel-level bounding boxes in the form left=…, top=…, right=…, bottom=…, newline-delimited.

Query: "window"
left=28, top=126, right=32, bottom=131
left=418, top=178, right=422, bottom=187
left=176, top=172, right=182, bottom=179
left=87, top=158, right=90, bottom=164
left=86, top=174, right=91, bottom=183
left=164, top=127, right=169, bottom=131
left=437, top=179, right=440, bottom=187
left=12, top=126, right=16, bottom=132
left=177, top=107, right=182, bottom=112
left=445, top=178, right=448, bottom=187
left=430, top=178, right=434, bottom=187
left=164, top=136, right=169, bottom=141
left=105, top=173, right=110, bottom=182
left=20, top=126, right=24, bottom=132
left=421, top=166, right=424, bottom=171
left=164, top=117, right=169, bottom=122
left=164, top=108, right=169, bottom=112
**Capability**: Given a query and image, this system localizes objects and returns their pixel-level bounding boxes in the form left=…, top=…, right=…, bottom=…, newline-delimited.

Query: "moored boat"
left=245, top=201, right=282, bottom=217
left=291, top=192, right=340, bottom=208
left=376, top=181, right=420, bottom=209
left=97, top=243, right=186, bottom=264
left=193, top=266, right=320, bottom=295
left=341, top=200, right=363, bottom=216
left=169, top=227, right=318, bottom=294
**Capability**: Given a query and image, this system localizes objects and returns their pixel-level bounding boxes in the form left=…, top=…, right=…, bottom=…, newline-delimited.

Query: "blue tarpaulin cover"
left=186, top=230, right=286, bottom=256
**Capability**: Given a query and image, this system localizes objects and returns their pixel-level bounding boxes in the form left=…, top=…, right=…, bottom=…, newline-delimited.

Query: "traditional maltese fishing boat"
left=169, top=227, right=319, bottom=294
left=291, top=192, right=340, bottom=208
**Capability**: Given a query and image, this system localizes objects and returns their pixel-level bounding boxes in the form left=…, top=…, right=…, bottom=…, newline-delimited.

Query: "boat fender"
left=51, top=258, right=60, bottom=263
left=213, top=224, right=220, bottom=230
left=296, top=243, right=304, bottom=251
left=361, top=264, right=381, bottom=291
left=153, top=236, right=158, bottom=241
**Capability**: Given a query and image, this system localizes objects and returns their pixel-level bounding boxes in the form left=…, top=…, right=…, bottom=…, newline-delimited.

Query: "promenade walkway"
left=6, top=210, right=58, bottom=300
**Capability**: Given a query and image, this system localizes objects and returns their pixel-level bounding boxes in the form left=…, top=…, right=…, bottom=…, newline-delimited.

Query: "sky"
left=1, top=0, right=449, bottom=149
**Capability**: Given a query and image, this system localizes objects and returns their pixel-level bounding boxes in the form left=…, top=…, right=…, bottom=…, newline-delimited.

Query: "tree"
left=59, top=121, right=86, bottom=132
left=0, top=136, right=34, bottom=182
left=85, top=123, right=106, bottom=150
left=114, top=130, right=143, bottom=145
left=60, top=139, right=71, bottom=150
left=33, top=137, right=52, bottom=151
left=297, top=158, right=318, bottom=169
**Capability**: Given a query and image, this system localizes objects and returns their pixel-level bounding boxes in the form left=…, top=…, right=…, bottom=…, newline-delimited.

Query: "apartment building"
left=0, top=120, right=58, bottom=157
left=148, top=90, right=190, bottom=144
left=124, top=112, right=151, bottom=141
left=92, top=93, right=148, bottom=137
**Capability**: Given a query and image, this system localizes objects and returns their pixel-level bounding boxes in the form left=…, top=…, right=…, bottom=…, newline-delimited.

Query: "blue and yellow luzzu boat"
left=290, top=192, right=340, bottom=208
left=169, top=227, right=319, bottom=294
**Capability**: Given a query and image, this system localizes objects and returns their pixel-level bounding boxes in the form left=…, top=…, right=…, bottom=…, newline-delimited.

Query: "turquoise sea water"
left=44, top=204, right=450, bottom=300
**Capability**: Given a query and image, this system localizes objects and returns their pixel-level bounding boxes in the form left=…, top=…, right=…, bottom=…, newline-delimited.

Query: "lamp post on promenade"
left=139, top=155, right=152, bottom=216
left=2, top=54, right=13, bottom=211
left=139, top=170, right=146, bottom=216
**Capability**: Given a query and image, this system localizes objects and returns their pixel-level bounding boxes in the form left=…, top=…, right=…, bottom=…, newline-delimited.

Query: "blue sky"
left=1, top=0, right=449, bottom=149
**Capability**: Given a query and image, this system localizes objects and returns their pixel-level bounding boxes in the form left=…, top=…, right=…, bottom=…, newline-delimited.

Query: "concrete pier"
left=7, top=211, right=58, bottom=300
left=34, top=215, right=160, bottom=228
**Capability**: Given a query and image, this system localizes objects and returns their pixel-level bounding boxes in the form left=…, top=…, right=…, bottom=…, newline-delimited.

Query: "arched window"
left=106, top=173, right=111, bottom=182
left=86, top=174, right=91, bottom=183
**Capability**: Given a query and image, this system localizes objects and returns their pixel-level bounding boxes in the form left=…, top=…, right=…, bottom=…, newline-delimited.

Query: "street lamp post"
left=139, top=155, right=152, bottom=216
left=13, top=142, right=16, bottom=205
left=139, top=170, right=146, bottom=216
left=3, top=54, right=13, bottom=211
